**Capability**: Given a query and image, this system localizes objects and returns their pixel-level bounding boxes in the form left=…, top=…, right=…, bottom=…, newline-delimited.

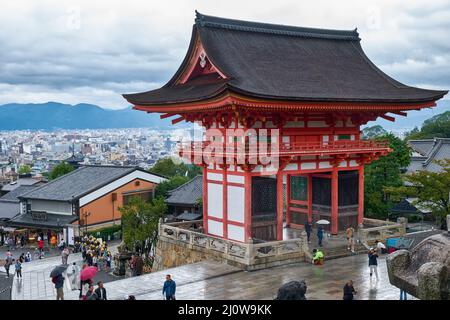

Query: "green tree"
left=119, top=196, right=167, bottom=262
left=18, top=165, right=32, bottom=175
left=48, top=161, right=74, bottom=180
left=149, top=157, right=201, bottom=179
left=364, top=134, right=411, bottom=219
left=385, top=159, right=450, bottom=226
left=155, top=175, right=190, bottom=198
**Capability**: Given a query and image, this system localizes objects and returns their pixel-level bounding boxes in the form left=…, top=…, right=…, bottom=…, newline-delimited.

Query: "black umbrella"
left=50, top=265, right=68, bottom=278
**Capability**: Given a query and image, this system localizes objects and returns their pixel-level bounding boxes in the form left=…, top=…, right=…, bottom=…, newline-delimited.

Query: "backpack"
left=51, top=276, right=58, bottom=284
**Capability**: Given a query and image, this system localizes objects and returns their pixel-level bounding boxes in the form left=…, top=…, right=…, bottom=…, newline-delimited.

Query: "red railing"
left=179, top=140, right=390, bottom=157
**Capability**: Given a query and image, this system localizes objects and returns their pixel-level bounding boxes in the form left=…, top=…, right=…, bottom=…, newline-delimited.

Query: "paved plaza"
left=11, top=249, right=415, bottom=300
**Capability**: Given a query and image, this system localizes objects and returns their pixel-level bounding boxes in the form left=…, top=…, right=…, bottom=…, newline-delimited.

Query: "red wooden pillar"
left=244, top=170, right=252, bottom=242
left=307, top=173, right=313, bottom=223
left=286, top=174, right=291, bottom=227
left=276, top=170, right=283, bottom=240
left=331, top=167, right=339, bottom=235
left=223, top=166, right=228, bottom=239
left=358, top=165, right=364, bottom=225
left=202, top=166, right=208, bottom=234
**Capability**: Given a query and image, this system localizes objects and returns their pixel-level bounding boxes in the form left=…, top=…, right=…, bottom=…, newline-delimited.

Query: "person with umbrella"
left=50, top=265, right=67, bottom=300
left=80, top=265, right=98, bottom=300
left=315, top=220, right=329, bottom=247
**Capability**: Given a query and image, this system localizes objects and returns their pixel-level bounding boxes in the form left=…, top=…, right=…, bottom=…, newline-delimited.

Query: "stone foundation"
left=153, top=225, right=309, bottom=272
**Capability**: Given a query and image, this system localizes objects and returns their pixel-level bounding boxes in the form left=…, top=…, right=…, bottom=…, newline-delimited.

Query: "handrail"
left=178, top=139, right=390, bottom=156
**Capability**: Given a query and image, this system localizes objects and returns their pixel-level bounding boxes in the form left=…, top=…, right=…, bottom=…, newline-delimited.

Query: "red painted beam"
left=391, top=111, right=407, bottom=117
left=160, top=113, right=176, bottom=119
left=171, top=116, right=185, bottom=124
left=380, top=114, right=396, bottom=122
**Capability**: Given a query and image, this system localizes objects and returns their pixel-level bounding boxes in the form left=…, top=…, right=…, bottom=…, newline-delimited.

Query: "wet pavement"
left=12, top=250, right=416, bottom=300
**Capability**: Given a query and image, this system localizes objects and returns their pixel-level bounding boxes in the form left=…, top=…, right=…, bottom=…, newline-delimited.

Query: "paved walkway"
left=12, top=250, right=415, bottom=300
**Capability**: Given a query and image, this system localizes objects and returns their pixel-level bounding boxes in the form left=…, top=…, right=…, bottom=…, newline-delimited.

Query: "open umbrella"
left=80, top=266, right=97, bottom=281
left=50, top=265, right=68, bottom=278
left=316, top=219, right=330, bottom=225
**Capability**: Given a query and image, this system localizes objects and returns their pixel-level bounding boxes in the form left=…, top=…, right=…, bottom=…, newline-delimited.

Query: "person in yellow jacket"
left=312, top=249, right=324, bottom=265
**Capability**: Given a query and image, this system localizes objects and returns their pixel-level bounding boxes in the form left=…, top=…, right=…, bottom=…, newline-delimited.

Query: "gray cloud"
left=0, top=0, right=448, bottom=109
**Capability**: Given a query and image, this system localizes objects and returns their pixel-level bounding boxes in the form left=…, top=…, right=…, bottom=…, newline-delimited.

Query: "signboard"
left=31, top=212, right=47, bottom=221
left=67, top=227, right=74, bottom=246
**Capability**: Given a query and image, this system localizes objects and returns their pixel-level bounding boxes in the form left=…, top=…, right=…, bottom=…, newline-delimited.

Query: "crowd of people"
left=78, top=235, right=112, bottom=272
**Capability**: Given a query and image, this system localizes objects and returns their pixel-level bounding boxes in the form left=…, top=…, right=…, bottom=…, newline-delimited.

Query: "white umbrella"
left=316, top=219, right=330, bottom=225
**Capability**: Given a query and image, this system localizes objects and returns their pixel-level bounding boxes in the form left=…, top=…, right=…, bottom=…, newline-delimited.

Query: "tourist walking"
left=4, top=254, right=13, bottom=278
left=304, top=221, right=312, bottom=243
left=400, top=288, right=408, bottom=300
left=317, top=225, right=324, bottom=247
left=343, top=280, right=357, bottom=300
left=162, top=274, right=176, bottom=300
left=368, top=248, right=379, bottom=280
left=53, top=273, right=65, bottom=300
left=95, top=281, right=107, bottom=300
left=345, top=226, right=355, bottom=252
left=86, top=284, right=98, bottom=300
left=15, top=260, right=22, bottom=279
left=38, top=237, right=44, bottom=257
left=61, top=247, right=70, bottom=265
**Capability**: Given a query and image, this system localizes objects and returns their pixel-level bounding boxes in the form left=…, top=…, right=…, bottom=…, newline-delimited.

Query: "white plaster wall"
left=227, top=224, right=245, bottom=242
left=207, top=183, right=223, bottom=218
left=301, top=162, right=316, bottom=170
left=208, top=219, right=223, bottom=237
left=207, top=172, right=223, bottom=181
left=30, top=200, right=72, bottom=215
left=319, top=161, right=332, bottom=169
left=285, top=163, right=298, bottom=171
left=227, top=186, right=245, bottom=223
left=349, top=160, right=358, bottom=167
left=339, top=161, right=348, bottom=168
left=227, top=174, right=244, bottom=184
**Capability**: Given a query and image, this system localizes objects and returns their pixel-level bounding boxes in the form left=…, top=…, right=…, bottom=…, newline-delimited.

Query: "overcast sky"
left=0, top=0, right=449, bottom=109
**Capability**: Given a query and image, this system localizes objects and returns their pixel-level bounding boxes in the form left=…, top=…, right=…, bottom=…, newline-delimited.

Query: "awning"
left=7, top=213, right=78, bottom=230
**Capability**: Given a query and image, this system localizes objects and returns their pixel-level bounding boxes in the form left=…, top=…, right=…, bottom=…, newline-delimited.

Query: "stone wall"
left=152, top=235, right=216, bottom=272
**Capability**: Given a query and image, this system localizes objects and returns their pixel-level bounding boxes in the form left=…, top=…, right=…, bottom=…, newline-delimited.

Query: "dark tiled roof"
left=0, top=185, right=38, bottom=202
left=123, top=12, right=447, bottom=106
left=1, top=178, right=42, bottom=192
left=176, top=212, right=202, bottom=221
left=407, top=138, right=450, bottom=173
left=165, top=175, right=203, bottom=206
left=0, top=201, right=20, bottom=220
left=8, top=213, right=78, bottom=229
left=19, top=165, right=139, bottom=201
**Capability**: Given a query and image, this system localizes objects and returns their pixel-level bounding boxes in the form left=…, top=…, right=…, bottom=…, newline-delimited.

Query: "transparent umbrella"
left=316, top=219, right=330, bottom=225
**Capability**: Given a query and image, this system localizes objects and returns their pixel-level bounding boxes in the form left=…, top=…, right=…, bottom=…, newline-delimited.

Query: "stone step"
left=311, top=245, right=367, bottom=261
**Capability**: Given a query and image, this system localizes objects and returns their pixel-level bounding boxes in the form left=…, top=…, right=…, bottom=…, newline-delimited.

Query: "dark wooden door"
left=251, top=176, right=277, bottom=241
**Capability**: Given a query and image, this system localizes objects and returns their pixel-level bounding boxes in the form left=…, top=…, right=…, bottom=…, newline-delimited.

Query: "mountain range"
left=0, top=102, right=176, bottom=130
left=0, top=100, right=449, bottom=131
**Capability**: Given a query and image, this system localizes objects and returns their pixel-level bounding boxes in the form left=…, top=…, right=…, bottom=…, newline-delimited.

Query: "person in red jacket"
left=38, top=238, right=44, bottom=259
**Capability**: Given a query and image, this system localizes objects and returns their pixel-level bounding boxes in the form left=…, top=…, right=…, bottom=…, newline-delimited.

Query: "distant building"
left=407, top=138, right=450, bottom=173
left=165, top=175, right=203, bottom=221
left=8, top=165, right=166, bottom=244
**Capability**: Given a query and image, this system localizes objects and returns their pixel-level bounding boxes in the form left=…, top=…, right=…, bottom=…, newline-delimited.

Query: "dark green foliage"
left=48, top=161, right=75, bottom=180
left=155, top=175, right=190, bottom=198
left=406, top=111, right=450, bottom=139
left=364, top=134, right=411, bottom=219
left=149, top=157, right=201, bottom=179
